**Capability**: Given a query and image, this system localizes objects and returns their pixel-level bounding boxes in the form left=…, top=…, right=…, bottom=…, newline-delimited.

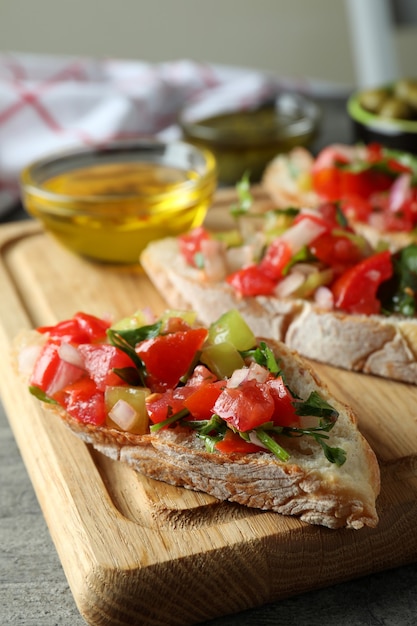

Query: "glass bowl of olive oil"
left=20, top=139, right=217, bottom=264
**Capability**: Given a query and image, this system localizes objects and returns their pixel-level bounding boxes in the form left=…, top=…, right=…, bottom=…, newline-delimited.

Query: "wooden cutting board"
left=1, top=189, right=417, bottom=626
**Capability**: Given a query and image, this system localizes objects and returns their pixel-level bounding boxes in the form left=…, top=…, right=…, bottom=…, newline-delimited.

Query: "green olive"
left=378, top=97, right=416, bottom=120
left=394, top=78, right=417, bottom=100
left=358, top=88, right=390, bottom=113
left=395, top=82, right=417, bottom=111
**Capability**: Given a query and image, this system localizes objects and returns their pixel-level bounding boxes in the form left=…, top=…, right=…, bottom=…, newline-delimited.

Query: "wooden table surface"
left=1, top=97, right=417, bottom=626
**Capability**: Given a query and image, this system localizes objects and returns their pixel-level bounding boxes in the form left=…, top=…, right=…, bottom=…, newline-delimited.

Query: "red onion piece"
left=389, top=173, right=411, bottom=213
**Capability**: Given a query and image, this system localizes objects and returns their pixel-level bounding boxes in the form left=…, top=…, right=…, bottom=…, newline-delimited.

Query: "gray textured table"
left=1, top=96, right=417, bottom=626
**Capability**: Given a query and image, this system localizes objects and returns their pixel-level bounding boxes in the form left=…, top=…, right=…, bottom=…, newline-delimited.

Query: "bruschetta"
left=262, top=142, right=417, bottom=252
left=141, top=194, right=417, bottom=385
left=14, top=308, right=379, bottom=530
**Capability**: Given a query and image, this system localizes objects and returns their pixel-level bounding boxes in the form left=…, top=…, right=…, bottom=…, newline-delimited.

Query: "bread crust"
left=141, top=238, right=417, bottom=385
left=27, top=335, right=379, bottom=530
left=262, top=147, right=318, bottom=209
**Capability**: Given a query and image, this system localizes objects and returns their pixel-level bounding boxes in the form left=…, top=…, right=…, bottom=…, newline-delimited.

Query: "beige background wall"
left=0, top=0, right=416, bottom=88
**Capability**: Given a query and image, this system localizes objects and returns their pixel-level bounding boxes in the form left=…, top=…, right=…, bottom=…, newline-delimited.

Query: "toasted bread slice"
left=141, top=238, right=417, bottom=384
left=14, top=321, right=379, bottom=530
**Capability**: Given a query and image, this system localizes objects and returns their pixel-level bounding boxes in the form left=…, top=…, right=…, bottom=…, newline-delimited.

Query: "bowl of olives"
left=347, top=78, right=417, bottom=154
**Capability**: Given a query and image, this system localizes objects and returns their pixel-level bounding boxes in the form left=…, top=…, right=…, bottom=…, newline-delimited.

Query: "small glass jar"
left=179, top=92, right=320, bottom=185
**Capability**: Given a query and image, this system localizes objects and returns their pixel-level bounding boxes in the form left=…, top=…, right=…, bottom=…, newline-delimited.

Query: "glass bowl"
left=20, top=139, right=217, bottom=265
left=179, top=92, right=321, bottom=185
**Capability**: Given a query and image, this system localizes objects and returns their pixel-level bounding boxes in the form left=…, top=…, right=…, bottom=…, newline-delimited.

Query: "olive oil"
left=180, top=99, right=319, bottom=184
left=23, top=160, right=216, bottom=264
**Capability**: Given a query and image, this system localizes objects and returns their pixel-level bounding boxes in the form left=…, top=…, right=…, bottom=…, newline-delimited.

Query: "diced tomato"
left=312, top=144, right=395, bottom=202
left=36, top=312, right=110, bottom=344
left=386, top=158, right=413, bottom=175
left=366, top=142, right=384, bottom=163
left=293, top=210, right=335, bottom=233
left=36, top=319, right=91, bottom=344
left=136, top=328, right=208, bottom=391
left=53, top=377, right=106, bottom=425
left=341, top=169, right=392, bottom=199
left=313, top=167, right=393, bottom=203
left=331, top=250, right=393, bottom=315
left=310, top=232, right=363, bottom=274
left=146, top=386, right=193, bottom=424
left=183, top=381, right=224, bottom=421
left=77, top=344, right=137, bottom=391
left=366, top=143, right=411, bottom=174
left=72, top=312, right=110, bottom=342
left=313, top=145, right=352, bottom=172
left=259, top=239, right=292, bottom=280
left=341, top=171, right=368, bottom=199
left=340, top=196, right=373, bottom=222
left=30, top=341, right=61, bottom=390
left=162, top=316, right=193, bottom=334
left=266, top=377, right=299, bottom=427
left=375, top=208, right=414, bottom=233
left=369, top=189, right=417, bottom=232
left=316, top=201, right=347, bottom=229
left=226, top=265, right=276, bottom=297
left=178, top=226, right=211, bottom=267
left=312, top=166, right=343, bottom=202
left=213, top=379, right=275, bottom=432
left=215, top=429, right=264, bottom=454
left=30, top=341, right=85, bottom=396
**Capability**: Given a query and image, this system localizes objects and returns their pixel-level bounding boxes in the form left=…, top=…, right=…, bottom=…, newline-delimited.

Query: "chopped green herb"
left=194, top=251, right=205, bottom=269
left=187, top=414, right=226, bottom=436
left=229, top=172, right=253, bottom=217
left=262, top=390, right=347, bottom=466
left=107, top=321, right=162, bottom=347
left=294, top=391, right=339, bottom=422
left=282, top=245, right=315, bottom=275
left=149, top=407, right=190, bottom=432
left=198, top=432, right=225, bottom=453
left=255, top=428, right=290, bottom=461
left=251, top=395, right=346, bottom=466
left=379, top=243, right=417, bottom=317
left=185, top=414, right=227, bottom=452
left=107, top=321, right=162, bottom=386
left=334, top=202, right=349, bottom=228
left=29, top=386, right=58, bottom=404
left=317, top=439, right=347, bottom=466
left=241, top=341, right=281, bottom=375
left=271, top=207, right=300, bottom=218
left=112, top=367, right=143, bottom=386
